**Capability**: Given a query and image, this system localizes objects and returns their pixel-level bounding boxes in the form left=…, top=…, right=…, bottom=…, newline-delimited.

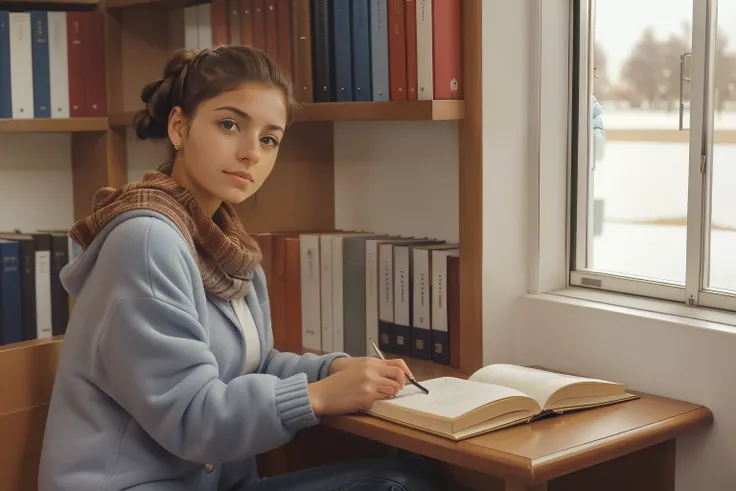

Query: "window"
left=571, top=0, right=736, bottom=310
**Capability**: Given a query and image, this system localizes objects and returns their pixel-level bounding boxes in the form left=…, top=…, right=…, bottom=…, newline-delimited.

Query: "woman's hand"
left=308, top=357, right=413, bottom=416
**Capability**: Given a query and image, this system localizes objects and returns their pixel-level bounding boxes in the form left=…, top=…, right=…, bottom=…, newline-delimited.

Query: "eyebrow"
left=215, top=106, right=285, bottom=133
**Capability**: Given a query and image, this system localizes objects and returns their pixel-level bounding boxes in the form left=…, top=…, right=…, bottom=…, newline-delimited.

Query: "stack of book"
left=252, top=229, right=462, bottom=368
left=0, top=10, right=105, bottom=119
left=176, top=0, right=463, bottom=103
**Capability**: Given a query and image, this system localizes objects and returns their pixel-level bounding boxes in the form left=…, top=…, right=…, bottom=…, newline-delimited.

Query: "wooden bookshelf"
left=3, top=0, right=483, bottom=391
left=0, top=117, right=108, bottom=133
left=2, top=1, right=484, bottom=374
left=108, top=100, right=465, bottom=127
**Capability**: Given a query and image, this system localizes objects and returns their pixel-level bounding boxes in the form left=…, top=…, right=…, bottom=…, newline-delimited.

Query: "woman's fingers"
left=383, top=358, right=414, bottom=379
left=377, top=364, right=407, bottom=390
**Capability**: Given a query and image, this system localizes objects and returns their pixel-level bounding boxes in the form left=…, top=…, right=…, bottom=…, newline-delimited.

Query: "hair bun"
left=133, top=49, right=197, bottom=141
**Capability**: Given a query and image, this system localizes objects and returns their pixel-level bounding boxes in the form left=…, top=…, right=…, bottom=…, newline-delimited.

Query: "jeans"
left=244, top=455, right=440, bottom=491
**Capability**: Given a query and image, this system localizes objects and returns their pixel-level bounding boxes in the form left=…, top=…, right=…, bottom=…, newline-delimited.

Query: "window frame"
left=568, top=0, right=736, bottom=312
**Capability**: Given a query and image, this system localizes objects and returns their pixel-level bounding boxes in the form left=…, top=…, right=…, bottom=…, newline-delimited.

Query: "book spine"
left=276, top=0, right=292, bottom=75
left=284, top=237, right=302, bottom=346
left=211, top=0, right=230, bottom=45
left=184, top=6, right=199, bottom=49
left=229, top=0, right=241, bottom=44
left=377, top=243, right=395, bottom=353
left=330, top=236, right=345, bottom=353
left=66, top=12, right=85, bottom=117
left=291, top=0, right=313, bottom=102
left=0, top=11, right=12, bottom=118
left=350, top=0, right=372, bottom=101
left=299, top=235, right=321, bottom=351
left=369, top=0, right=389, bottom=101
left=447, top=253, right=461, bottom=369
left=319, top=235, right=333, bottom=352
left=343, top=238, right=367, bottom=357
left=387, top=0, right=406, bottom=101
left=47, top=12, right=69, bottom=118
left=0, top=242, right=22, bottom=345
left=33, top=240, right=52, bottom=339
left=415, top=0, right=432, bottom=100
left=83, top=12, right=106, bottom=117
left=311, top=0, right=332, bottom=102
left=392, top=246, right=411, bottom=356
left=404, top=0, right=417, bottom=100
left=50, top=234, right=69, bottom=336
left=18, top=239, right=37, bottom=342
left=332, top=0, right=353, bottom=102
left=430, top=250, right=451, bottom=365
left=270, top=234, right=289, bottom=345
left=411, top=248, right=431, bottom=359
left=240, top=0, right=254, bottom=46
left=432, top=0, right=462, bottom=99
left=364, top=240, right=381, bottom=355
left=30, top=11, right=51, bottom=118
left=264, top=0, right=279, bottom=60
left=197, top=3, right=213, bottom=49
left=251, top=0, right=266, bottom=50
left=9, top=12, right=34, bottom=118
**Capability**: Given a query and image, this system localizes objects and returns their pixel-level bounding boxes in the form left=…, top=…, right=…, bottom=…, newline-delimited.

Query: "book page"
left=370, top=377, right=536, bottom=421
left=468, top=364, right=622, bottom=409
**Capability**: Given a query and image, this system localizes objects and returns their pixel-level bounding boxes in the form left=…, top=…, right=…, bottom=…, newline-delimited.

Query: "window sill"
left=528, top=287, right=736, bottom=335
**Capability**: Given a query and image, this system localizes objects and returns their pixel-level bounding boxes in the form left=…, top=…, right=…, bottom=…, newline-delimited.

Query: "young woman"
left=38, top=46, right=439, bottom=491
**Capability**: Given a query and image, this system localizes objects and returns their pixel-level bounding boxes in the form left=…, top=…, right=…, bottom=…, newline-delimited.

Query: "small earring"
left=173, top=142, right=181, bottom=151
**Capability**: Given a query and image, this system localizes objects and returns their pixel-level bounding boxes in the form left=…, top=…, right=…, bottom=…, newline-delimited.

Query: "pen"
left=368, top=338, right=430, bottom=395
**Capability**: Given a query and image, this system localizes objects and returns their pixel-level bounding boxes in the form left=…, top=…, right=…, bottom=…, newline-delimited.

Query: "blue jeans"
left=244, top=456, right=440, bottom=491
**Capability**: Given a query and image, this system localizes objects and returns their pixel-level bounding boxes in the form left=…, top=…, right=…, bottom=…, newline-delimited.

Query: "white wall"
left=334, top=121, right=459, bottom=243
left=517, top=294, right=728, bottom=490
left=0, top=133, right=75, bottom=232
left=480, top=1, right=533, bottom=364
left=491, top=0, right=727, bottom=489
left=126, top=128, right=169, bottom=183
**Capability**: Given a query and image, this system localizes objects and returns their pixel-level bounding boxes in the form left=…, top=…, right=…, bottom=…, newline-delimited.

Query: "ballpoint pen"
left=368, top=338, right=430, bottom=395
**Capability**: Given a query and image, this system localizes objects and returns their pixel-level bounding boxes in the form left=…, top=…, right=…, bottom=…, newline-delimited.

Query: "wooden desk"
left=259, top=355, right=713, bottom=491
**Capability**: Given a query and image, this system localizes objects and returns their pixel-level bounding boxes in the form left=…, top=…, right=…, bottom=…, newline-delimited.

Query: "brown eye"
left=219, top=119, right=238, bottom=131
left=261, top=136, right=280, bottom=148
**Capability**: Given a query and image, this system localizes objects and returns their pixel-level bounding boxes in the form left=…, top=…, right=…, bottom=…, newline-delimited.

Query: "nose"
left=237, top=134, right=261, bottom=165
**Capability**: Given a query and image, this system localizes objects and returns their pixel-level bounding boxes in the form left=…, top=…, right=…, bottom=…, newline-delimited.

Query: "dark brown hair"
left=133, top=45, right=297, bottom=145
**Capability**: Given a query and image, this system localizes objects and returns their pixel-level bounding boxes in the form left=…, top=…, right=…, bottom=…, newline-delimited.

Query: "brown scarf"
left=69, top=170, right=262, bottom=299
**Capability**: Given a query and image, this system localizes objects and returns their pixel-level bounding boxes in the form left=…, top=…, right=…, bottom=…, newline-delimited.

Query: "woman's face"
left=168, top=82, right=287, bottom=215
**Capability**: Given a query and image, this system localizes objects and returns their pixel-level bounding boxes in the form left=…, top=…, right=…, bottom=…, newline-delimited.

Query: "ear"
left=168, top=106, right=187, bottom=148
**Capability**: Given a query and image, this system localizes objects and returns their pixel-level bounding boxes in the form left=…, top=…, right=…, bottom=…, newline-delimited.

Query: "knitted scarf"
left=68, top=170, right=262, bottom=299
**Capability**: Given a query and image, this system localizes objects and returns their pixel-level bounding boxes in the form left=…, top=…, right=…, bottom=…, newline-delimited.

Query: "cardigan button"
left=205, top=463, right=215, bottom=473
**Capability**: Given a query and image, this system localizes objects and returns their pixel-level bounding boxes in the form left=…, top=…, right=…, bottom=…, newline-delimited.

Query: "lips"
left=224, top=170, right=254, bottom=182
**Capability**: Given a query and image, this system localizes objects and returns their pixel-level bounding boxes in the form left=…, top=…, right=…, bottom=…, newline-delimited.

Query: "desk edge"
left=528, top=405, right=714, bottom=484
left=322, top=415, right=535, bottom=483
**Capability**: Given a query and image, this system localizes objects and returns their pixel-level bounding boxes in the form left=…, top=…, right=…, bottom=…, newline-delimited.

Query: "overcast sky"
left=595, top=0, right=736, bottom=83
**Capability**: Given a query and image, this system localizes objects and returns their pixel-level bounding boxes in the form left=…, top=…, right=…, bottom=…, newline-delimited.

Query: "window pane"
left=586, top=0, right=693, bottom=284
left=707, top=0, right=736, bottom=292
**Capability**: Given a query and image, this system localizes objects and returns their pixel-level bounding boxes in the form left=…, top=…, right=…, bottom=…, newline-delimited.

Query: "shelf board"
left=3, top=0, right=99, bottom=4
left=0, top=117, right=108, bottom=133
left=295, top=100, right=465, bottom=122
left=109, top=100, right=465, bottom=128
left=106, top=0, right=203, bottom=9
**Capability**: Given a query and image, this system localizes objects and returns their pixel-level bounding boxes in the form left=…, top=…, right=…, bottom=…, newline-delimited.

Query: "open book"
left=364, top=364, right=638, bottom=440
